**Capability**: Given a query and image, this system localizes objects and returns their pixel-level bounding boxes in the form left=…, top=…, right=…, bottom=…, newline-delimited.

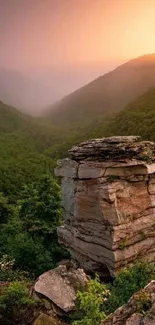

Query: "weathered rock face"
left=55, top=136, right=155, bottom=277
left=101, top=281, right=155, bottom=325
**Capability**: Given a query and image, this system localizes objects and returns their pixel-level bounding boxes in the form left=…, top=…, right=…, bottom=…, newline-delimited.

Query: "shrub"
left=72, top=275, right=109, bottom=325
left=135, top=290, right=152, bottom=314
left=72, top=261, right=155, bottom=325
left=0, top=281, right=37, bottom=324
left=104, top=260, right=155, bottom=314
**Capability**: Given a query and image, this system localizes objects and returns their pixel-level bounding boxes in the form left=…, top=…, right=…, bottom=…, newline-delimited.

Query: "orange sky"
left=1, top=0, right=155, bottom=70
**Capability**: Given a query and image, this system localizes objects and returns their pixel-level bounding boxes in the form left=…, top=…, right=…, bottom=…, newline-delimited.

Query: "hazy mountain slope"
left=0, top=100, right=31, bottom=132
left=0, top=64, right=108, bottom=116
left=48, top=54, right=155, bottom=124
left=32, top=62, right=111, bottom=101
left=0, top=68, right=53, bottom=115
left=105, top=87, right=155, bottom=142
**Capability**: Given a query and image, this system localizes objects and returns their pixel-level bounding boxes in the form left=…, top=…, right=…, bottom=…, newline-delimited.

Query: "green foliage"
left=19, top=175, right=62, bottom=236
left=0, top=281, right=37, bottom=324
left=72, top=275, right=109, bottom=325
left=0, top=101, right=70, bottom=277
left=105, top=88, right=155, bottom=142
left=5, top=231, right=53, bottom=276
left=135, top=290, right=152, bottom=315
left=0, top=175, right=68, bottom=277
left=104, top=261, right=155, bottom=315
left=0, top=193, right=14, bottom=224
left=0, top=101, right=58, bottom=202
left=71, top=262, right=155, bottom=325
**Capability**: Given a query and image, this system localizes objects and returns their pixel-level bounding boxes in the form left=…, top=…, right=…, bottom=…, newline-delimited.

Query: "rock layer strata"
left=55, top=136, right=155, bottom=277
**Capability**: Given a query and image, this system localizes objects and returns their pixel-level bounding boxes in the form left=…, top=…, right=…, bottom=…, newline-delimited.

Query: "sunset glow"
left=1, top=0, right=155, bottom=71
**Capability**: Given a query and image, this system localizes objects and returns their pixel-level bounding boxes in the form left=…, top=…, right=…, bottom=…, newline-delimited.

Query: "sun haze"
left=1, top=0, right=155, bottom=114
left=1, top=0, right=155, bottom=70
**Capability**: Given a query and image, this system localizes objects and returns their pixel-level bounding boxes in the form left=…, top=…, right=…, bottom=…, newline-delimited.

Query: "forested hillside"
left=0, top=101, right=101, bottom=202
left=48, top=54, right=155, bottom=125
left=0, top=99, right=108, bottom=281
left=0, top=102, right=70, bottom=278
left=0, top=101, right=53, bottom=200
left=105, top=87, right=155, bottom=141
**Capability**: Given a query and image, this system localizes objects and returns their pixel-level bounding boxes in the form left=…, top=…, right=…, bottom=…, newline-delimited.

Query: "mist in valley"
left=0, top=61, right=117, bottom=116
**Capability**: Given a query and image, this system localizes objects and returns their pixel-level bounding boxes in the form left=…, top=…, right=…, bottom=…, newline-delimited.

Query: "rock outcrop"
left=102, top=280, right=155, bottom=325
left=55, top=136, right=155, bottom=277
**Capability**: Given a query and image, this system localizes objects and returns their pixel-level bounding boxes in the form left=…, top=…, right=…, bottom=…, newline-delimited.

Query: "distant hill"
left=104, top=87, right=155, bottom=142
left=48, top=54, right=155, bottom=124
left=0, top=68, right=53, bottom=115
left=0, top=64, right=109, bottom=116
left=0, top=100, right=31, bottom=132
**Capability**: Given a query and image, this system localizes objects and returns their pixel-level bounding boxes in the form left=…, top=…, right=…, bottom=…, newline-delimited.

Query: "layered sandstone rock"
left=55, top=136, right=155, bottom=277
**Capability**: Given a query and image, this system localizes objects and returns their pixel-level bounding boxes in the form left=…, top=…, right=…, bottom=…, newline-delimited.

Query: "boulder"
left=34, top=313, right=64, bottom=325
left=34, top=264, right=88, bottom=312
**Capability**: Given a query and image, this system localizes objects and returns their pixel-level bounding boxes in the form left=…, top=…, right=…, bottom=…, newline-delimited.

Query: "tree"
left=0, top=175, right=68, bottom=276
left=18, top=174, right=62, bottom=236
left=0, top=192, right=13, bottom=224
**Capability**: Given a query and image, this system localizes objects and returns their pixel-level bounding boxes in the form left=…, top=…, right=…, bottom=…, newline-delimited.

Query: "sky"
left=1, top=0, right=155, bottom=71
left=1, top=0, right=155, bottom=112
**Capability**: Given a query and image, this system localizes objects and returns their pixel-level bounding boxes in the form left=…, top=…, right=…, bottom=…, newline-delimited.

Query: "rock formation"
left=102, top=280, right=155, bottom=325
left=55, top=136, right=155, bottom=277
left=34, top=263, right=88, bottom=312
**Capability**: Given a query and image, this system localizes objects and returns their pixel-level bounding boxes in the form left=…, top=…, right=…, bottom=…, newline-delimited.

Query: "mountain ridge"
left=47, top=54, right=155, bottom=124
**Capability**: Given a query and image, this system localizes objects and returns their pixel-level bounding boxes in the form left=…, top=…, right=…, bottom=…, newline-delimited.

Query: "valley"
left=1, top=54, right=155, bottom=324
